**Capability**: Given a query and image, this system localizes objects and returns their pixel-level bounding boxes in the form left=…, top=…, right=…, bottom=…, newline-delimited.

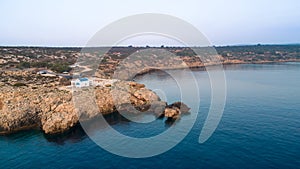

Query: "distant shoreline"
left=1, top=44, right=299, bottom=79
left=134, top=60, right=300, bottom=78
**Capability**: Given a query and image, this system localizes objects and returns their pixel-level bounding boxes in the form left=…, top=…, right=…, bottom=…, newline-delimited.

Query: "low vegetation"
left=13, top=82, right=27, bottom=87
left=17, top=61, right=71, bottom=73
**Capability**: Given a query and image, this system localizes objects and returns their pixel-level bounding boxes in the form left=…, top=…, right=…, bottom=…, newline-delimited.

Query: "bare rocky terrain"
left=0, top=79, right=189, bottom=135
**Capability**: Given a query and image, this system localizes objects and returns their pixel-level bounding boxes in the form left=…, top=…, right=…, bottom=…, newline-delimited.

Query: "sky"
left=0, top=0, right=299, bottom=47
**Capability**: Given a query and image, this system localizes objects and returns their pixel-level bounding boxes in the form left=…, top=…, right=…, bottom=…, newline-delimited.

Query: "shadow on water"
left=44, top=124, right=88, bottom=145
left=44, top=112, right=133, bottom=145
left=0, top=127, right=88, bottom=145
left=104, top=111, right=131, bottom=125
left=1, top=111, right=174, bottom=145
left=79, top=111, right=172, bottom=138
left=164, top=118, right=178, bottom=127
left=47, top=110, right=176, bottom=144
left=0, top=129, right=42, bottom=141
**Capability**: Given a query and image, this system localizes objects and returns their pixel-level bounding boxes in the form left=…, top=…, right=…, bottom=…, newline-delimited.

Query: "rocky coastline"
left=1, top=60, right=298, bottom=135
left=1, top=45, right=299, bottom=136
left=0, top=79, right=189, bottom=135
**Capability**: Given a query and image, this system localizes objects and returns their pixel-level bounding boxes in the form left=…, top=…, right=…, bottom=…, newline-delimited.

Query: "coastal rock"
left=161, top=102, right=191, bottom=120
left=150, top=101, right=167, bottom=117
left=41, top=102, right=78, bottom=134
left=168, top=102, right=190, bottom=114
left=164, top=107, right=181, bottom=120
left=0, top=88, right=41, bottom=134
left=0, top=86, right=78, bottom=134
left=128, top=81, right=145, bottom=89
left=0, top=80, right=175, bottom=135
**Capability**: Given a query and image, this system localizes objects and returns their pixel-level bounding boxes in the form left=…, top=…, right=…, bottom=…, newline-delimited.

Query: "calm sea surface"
left=1, top=63, right=300, bottom=168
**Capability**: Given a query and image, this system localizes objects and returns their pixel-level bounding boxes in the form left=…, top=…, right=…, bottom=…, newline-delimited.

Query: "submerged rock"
left=151, top=101, right=167, bottom=118
left=168, top=102, right=190, bottom=114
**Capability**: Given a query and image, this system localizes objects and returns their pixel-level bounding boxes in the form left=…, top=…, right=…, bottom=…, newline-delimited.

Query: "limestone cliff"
left=0, top=81, right=184, bottom=135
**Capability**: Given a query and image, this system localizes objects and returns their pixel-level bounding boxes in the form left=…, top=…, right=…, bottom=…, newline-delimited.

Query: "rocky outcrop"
left=163, top=102, right=190, bottom=120
left=164, top=107, right=181, bottom=120
left=168, top=102, right=191, bottom=114
left=41, top=100, right=78, bottom=134
left=0, top=80, right=189, bottom=135
left=0, top=87, right=74, bottom=134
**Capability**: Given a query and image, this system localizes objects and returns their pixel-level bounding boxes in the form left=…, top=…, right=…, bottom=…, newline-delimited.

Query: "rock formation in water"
left=163, top=102, right=191, bottom=120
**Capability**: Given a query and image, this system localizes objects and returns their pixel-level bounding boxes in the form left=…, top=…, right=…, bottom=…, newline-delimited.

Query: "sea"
left=1, top=63, right=300, bottom=168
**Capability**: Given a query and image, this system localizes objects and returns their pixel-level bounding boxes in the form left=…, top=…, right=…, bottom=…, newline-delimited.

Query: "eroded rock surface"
left=1, top=80, right=185, bottom=135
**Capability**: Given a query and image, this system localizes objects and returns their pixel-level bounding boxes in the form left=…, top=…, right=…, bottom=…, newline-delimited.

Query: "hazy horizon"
left=1, top=43, right=300, bottom=48
left=1, top=0, right=300, bottom=47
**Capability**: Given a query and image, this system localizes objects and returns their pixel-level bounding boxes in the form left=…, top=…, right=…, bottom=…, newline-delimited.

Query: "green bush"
left=13, top=82, right=27, bottom=87
left=50, top=63, right=71, bottom=73
left=17, top=62, right=31, bottom=68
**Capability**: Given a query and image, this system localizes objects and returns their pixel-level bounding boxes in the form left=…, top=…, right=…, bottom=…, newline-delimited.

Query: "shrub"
left=13, top=82, right=27, bottom=87
left=17, top=62, right=31, bottom=68
left=50, top=63, right=71, bottom=73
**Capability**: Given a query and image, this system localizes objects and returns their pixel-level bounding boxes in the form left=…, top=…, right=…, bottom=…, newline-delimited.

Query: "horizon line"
left=0, top=43, right=300, bottom=48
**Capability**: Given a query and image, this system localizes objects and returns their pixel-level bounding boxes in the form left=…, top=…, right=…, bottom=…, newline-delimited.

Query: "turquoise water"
left=1, top=63, right=300, bottom=168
